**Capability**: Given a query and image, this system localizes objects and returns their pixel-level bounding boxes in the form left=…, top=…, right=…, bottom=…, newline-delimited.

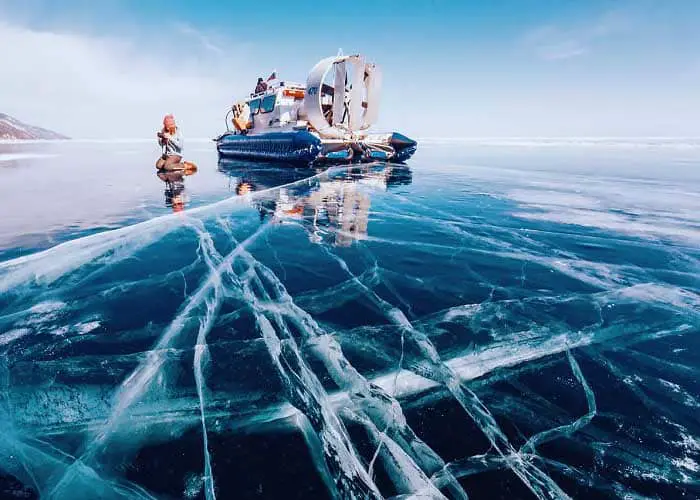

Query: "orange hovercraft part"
left=231, top=102, right=252, bottom=132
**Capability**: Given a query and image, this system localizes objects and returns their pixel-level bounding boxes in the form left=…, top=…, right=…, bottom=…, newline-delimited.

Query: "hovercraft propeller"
left=303, top=54, right=382, bottom=139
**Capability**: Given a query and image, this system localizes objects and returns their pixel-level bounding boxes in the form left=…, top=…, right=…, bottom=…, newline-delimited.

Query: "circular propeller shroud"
left=303, top=54, right=382, bottom=139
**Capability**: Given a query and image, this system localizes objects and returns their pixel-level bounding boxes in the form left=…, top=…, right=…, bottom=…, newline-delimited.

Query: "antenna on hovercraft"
left=337, top=48, right=343, bottom=56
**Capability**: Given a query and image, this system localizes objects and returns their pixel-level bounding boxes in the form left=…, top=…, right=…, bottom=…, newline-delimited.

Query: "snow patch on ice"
left=658, top=379, right=682, bottom=392
left=674, top=433, right=700, bottom=453
left=51, top=325, right=71, bottom=336
left=29, top=301, right=65, bottom=314
left=673, top=457, right=699, bottom=473
left=75, top=321, right=101, bottom=335
left=443, top=304, right=482, bottom=321
left=0, top=328, right=30, bottom=346
left=609, top=284, right=700, bottom=310
left=184, top=473, right=204, bottom=499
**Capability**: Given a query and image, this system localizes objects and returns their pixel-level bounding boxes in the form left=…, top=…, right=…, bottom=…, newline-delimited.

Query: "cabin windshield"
left=261, top=94, right=276, bottom=113
left=249, top=98, right=261, bottom=115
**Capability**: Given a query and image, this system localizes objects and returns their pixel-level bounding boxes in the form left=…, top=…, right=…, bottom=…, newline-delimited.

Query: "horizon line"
left=3, top=135, right=700, bottom=144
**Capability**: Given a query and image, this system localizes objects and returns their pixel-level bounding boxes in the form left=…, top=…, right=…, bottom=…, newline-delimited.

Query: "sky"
left=0, top=0, right=698, bottom=139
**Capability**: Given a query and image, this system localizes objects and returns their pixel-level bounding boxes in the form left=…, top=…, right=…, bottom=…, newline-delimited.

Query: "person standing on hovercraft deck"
left=156, top=114, right=184, bottom=169
left=254, top=77, right=268, bottom=94
left=254, top=72, right=276, bottom=94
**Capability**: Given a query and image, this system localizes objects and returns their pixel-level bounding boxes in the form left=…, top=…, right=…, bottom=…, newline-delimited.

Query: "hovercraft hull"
left=215, top=130, right=322, bottom=163
left=215, top=130, right=416, bottom=165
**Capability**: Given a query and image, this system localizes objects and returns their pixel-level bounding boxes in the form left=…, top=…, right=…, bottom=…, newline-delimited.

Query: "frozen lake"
left=0, top=139, right=698, bottom=499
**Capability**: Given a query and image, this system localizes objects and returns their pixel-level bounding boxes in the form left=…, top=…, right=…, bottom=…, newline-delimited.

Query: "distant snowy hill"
left=0, top=113, right=68, bottom=140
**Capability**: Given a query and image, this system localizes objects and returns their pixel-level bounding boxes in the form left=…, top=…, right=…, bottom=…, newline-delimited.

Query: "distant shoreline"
left=0, top=138, right=72, bottom=143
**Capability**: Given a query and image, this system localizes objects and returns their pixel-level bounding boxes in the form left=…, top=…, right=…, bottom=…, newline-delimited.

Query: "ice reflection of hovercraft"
left=217, top=157, right=321, bottom=194
left=243, top=163, right=412, bottom=246
left=157, top=169, right=196, bottom=212
left=333, top=163, right=413, bottom=188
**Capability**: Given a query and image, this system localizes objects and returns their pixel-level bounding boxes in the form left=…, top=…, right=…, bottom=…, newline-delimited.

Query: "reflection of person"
left=170, top=192, right=185, bottom=212
left=235, top=180, right=254, bottom=195
left=156, top=114, right=184, bottom=170
left=158, top=169, right=195, bottom=213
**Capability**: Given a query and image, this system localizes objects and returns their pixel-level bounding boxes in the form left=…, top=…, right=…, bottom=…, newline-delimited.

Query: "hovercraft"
left=214, top=53, right=417, bottom=164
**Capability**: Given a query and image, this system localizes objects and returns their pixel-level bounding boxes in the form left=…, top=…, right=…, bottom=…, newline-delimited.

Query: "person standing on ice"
left=156, top=114, right=185, bottom=170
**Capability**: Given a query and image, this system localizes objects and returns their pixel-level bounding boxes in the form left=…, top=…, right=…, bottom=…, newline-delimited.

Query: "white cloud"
left=0, top=20, right=253, bottom=138
left=523, top=9, right=633, bottom=61
left=173, top=22, right=225, bottom=56
left=537, top=39, right=588, bottom=61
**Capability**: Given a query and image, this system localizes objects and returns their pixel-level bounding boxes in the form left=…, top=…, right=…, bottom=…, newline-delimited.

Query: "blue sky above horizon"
left=0, top=0, right=698, bottom=138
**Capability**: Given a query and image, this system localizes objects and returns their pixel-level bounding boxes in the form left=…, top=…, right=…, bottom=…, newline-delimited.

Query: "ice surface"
left=0, top=144, right=699, bottom=499
left=0, top=153, right=57, bottom=162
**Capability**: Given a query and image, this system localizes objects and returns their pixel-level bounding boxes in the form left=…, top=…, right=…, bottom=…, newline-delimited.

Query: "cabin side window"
left=249, top=99, right=261, bottom=115
left=260, top=95, right=276, bottom=114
